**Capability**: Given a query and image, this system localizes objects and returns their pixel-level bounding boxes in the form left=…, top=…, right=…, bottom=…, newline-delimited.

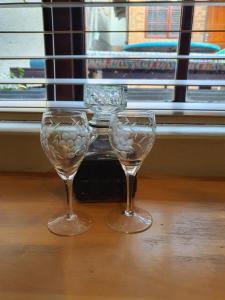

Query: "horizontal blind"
left=1, top=2, right=225, bottom=8
left=0, top=0, right=225, bottom=105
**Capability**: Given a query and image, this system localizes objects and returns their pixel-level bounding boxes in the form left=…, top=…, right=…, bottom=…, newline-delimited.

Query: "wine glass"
left=40, top=109, right=93, bottom=236
left=108, top=110, right=156, bottom=233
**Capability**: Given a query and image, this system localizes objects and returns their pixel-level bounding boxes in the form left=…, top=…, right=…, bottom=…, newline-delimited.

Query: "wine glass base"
left=47, top=211, right=93, bottom=236
left=107, top=207, right=153, bottom=234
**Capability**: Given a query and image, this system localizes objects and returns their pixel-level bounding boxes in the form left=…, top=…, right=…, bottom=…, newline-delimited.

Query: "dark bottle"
left=73, top=126, right=137, bottom=202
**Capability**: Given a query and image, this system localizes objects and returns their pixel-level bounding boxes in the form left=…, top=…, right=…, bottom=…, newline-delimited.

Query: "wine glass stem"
left=64, top=179, right=74, bottom=218
left=125, top=173, right=134, bottom=215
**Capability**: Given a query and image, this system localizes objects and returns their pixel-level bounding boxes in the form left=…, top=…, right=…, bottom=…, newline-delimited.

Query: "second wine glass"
left=108, top=110, right=156, bottom=233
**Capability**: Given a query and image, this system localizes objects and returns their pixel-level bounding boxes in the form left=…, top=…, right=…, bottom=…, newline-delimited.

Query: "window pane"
left=0, top=1, right=46, bottom=101
left=187, top=4, right=225, bottom=102
left=86, top=3, right=179, bottom=102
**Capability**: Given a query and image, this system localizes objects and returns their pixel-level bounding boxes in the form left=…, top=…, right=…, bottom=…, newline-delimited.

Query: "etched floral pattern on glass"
left=40, top=110, right=93, bottom=236
left=41, top=120, right=90, bottom=179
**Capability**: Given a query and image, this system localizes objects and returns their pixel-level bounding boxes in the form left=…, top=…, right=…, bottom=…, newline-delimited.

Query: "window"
left=146, top=6, right=181, bottom=39
left=0, top=1, right=225, bottom=108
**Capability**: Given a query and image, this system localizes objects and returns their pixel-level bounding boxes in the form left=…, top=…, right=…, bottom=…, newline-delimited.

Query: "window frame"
left=43, top=0, right=86, bottom=101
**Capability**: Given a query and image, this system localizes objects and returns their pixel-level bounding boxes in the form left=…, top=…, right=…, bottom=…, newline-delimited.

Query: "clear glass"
left=84, top=85, right=127, bottom=126
left=40, top=109, right=93, bottom=236
left=108, top=110, right=156, bottom=233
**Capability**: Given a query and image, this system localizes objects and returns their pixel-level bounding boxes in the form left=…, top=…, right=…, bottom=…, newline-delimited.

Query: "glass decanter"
left=73, top=85, right=137, bottom=202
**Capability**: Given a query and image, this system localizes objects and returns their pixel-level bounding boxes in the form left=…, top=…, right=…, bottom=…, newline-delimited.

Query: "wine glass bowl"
left=40, top=110, right=93, bottom=236
left=41, top=112, right=90, bottom=180
left=108, top=110, right=156, bottom=233
left=110, top=112, right=155, bottom=168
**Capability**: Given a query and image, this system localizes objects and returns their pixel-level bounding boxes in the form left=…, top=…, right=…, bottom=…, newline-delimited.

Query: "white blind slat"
left=1, top=78, right=225, bottom=86
left=0, top=54, right=225, bottom=60
left=1, top=1, right=225, bottom=8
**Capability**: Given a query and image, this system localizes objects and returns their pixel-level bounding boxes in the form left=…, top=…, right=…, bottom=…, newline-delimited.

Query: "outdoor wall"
left=128, top=1, right=146, bottom=45
left=192, top=6, right=207, bottom=43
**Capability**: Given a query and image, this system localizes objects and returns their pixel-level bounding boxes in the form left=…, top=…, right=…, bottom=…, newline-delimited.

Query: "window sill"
left=0, top=120, right=225, bottom=176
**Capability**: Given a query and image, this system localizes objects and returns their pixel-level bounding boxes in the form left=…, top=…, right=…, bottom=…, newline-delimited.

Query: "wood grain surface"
left=0, top=174, right=225, bottom=300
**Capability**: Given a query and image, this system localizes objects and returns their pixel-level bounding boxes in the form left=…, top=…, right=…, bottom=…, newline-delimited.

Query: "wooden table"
left=0, top=174, right=225, bottom=300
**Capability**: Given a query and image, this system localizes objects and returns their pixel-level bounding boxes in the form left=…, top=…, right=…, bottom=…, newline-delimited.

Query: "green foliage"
left=0, top=67, right=27, bottom=91
left=17, top=67, right=25, bottom=78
